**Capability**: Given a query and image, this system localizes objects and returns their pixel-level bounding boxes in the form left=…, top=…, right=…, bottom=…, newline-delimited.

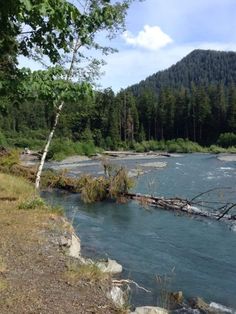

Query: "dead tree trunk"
left=124, top=192, right=236, bottom=222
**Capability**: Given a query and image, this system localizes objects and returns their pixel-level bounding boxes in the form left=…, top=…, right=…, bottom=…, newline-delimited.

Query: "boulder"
left=130, top=306, right=168, bottom=314
left=60, top=236, right=72, bottom=247
left=68, top=233, right=81, bottom=259
left=189, top=297, right=214, bottom=313
left=96, top=258, right=122, bottom=274
left=107, top=286, right=125, bottom=308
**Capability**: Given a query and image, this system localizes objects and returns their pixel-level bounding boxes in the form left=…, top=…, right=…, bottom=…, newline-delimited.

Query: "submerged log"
left=124, top=192, right=236, bottom=222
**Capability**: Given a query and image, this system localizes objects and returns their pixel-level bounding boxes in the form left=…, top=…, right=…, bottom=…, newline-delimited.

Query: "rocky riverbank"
left=0, top=172, right=128, bottom=314
left=0, top=171, right=170, bottom=314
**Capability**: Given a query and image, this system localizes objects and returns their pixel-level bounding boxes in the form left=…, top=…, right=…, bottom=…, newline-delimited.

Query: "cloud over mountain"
left=122, top=25, right=173, bottom=51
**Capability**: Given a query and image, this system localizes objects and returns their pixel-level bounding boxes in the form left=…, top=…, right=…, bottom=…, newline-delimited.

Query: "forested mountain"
left=125, top=49, right=236, bottom=144
left=129, top=49, right=236, bottom=96
left=0, top=49, right=236, bottom=151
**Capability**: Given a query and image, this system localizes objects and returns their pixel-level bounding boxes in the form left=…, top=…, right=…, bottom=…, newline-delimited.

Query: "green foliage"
left=80, top=165, right=134, bottom=203
left=3, top=48, right=236, bottom=157
left=217, top=133, right=236, bottom=148
left=47, top=139, right=97, bottom=160
left=166, top=139, right=205, bottom=153
left=0, top=149, right=19, bottom=168
left=65, top=261, right=108, bottom=283
left=7, top=137, right=44, bottom=150
left=18, top=197, right=46, bottom=210
left=209, top=145, right=227, bottom=154
left=0, top=132, right=7, bottom=146
left=133, top=142, right=145, bottom=153
left=133, top=139, right=206, bottom=153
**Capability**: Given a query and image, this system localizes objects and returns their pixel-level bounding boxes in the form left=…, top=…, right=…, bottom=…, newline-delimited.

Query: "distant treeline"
left=0, top=83, right=236, bottom=149
left=0, top=49, right=236, bottom=151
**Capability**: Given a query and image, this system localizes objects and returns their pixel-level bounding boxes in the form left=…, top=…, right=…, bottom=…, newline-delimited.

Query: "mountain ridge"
left=128, top=49, right=236, bottom=95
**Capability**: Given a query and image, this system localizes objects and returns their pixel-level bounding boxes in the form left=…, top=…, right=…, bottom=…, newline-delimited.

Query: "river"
left=42, top=153, right=236, bottom=312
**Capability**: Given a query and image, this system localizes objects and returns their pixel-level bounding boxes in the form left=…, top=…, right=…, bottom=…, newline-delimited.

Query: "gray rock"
left=96, top=258, right=122, bottom=274
left=60, top=236, right=72, bottom=247
left=189, top=297, right=214, bottom=313
left=68, top=233, right=81, bottom=259
left=107, top=286, right=125, bottom=308
left=130, top=306, right=168, bottom=314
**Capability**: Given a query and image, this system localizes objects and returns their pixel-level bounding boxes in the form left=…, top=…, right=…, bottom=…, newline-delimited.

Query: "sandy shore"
left=217, top=154, right=236, bottom=162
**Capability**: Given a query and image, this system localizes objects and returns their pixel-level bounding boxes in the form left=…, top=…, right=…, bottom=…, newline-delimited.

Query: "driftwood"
left=124, top=191, right=236, bottom=222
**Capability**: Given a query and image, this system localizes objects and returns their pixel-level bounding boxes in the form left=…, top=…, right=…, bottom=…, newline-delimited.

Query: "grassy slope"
left=0, top=173, right=123, bottom=314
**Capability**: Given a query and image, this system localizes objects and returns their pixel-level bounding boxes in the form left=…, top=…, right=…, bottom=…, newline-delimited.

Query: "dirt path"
left=0, top=173, right=121, bottom=314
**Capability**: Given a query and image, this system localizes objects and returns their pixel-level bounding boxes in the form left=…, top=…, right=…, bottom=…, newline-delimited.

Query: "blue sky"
left=100, top=0, right=236, bottom=91
left=19, top=0, right=236, bottom=92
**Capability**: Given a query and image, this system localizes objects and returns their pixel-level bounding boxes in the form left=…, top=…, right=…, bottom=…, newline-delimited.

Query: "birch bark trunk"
left=35, top=39, right=81, bottom=190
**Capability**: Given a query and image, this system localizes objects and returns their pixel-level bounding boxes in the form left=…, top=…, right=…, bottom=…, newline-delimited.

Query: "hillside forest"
left=1, top=49, right=236, bottom=156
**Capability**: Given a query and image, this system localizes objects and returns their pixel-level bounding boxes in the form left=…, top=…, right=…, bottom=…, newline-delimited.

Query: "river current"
left=42, top=154, right=236, bottom=311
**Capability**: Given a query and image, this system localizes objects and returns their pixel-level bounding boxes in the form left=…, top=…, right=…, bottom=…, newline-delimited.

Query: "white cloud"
left=122, top=25, right=173, bottom=51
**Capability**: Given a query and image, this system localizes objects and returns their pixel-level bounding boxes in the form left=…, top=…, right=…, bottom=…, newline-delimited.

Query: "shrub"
left=0, top=132, right=7, bottom=146
left=109, top=167, right=134, bottom=199
left=80, top=166, right=134, bottom=203
left=81, top=141, right=96, bottom=156
left=18, top=197, right=46, bottom=210
left=48, top=139, right=97, bottom=160
left=166, top=139, right=205, bottom=153
left=0, top=149, right=19, bottom=168
left=80, top=175, right=108, bottom=203
left=217, top=133, right=236, bottom=148
left=209, top=145, right=227, bottom=154
left=133, top=142, right=145, bottom=153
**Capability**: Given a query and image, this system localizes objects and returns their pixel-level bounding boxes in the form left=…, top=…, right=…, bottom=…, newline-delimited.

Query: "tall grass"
left=79, top=166, right=134, bottom=203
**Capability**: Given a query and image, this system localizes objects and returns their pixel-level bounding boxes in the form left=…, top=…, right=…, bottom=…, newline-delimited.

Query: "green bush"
left=165, top=139, right=205, bottom=153
left=133, top=142, right=145, bottom=153
left=217, top=133, right=236, bottom=148
left=0, top=149, right=19, bottom=168
left=133, top=138, right=206, bottom=153
left=209, top=145, right=227, bottom=154
left=18, top=197, right=46, bottom=210
left=227, top=146, right=236, bottom=153
left=47, top=139, right=98, bottom=160
left=0, top=132, right=7, bottom=146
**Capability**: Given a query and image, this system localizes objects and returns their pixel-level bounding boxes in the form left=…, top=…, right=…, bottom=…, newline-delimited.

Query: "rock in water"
left=189, top=297, right=214, bottom=313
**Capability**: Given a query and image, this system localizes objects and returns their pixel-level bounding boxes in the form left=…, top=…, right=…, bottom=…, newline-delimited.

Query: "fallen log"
left=124, top=192, right=236, bottom=222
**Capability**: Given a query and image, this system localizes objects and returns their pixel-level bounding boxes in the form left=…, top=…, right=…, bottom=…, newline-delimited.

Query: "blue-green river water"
left=43, top=154, right=236, bottom=311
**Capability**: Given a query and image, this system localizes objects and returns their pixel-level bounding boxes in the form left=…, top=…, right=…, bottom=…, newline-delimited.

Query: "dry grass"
left=0, top=256, right=7, bottom=273
left=0, top=172, right=34, bottom=205
left=0, top=172, right=120, bottom=313
left=0, top=279, right=7, bottom=291
left=65, top=260, right=110, bottom=284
